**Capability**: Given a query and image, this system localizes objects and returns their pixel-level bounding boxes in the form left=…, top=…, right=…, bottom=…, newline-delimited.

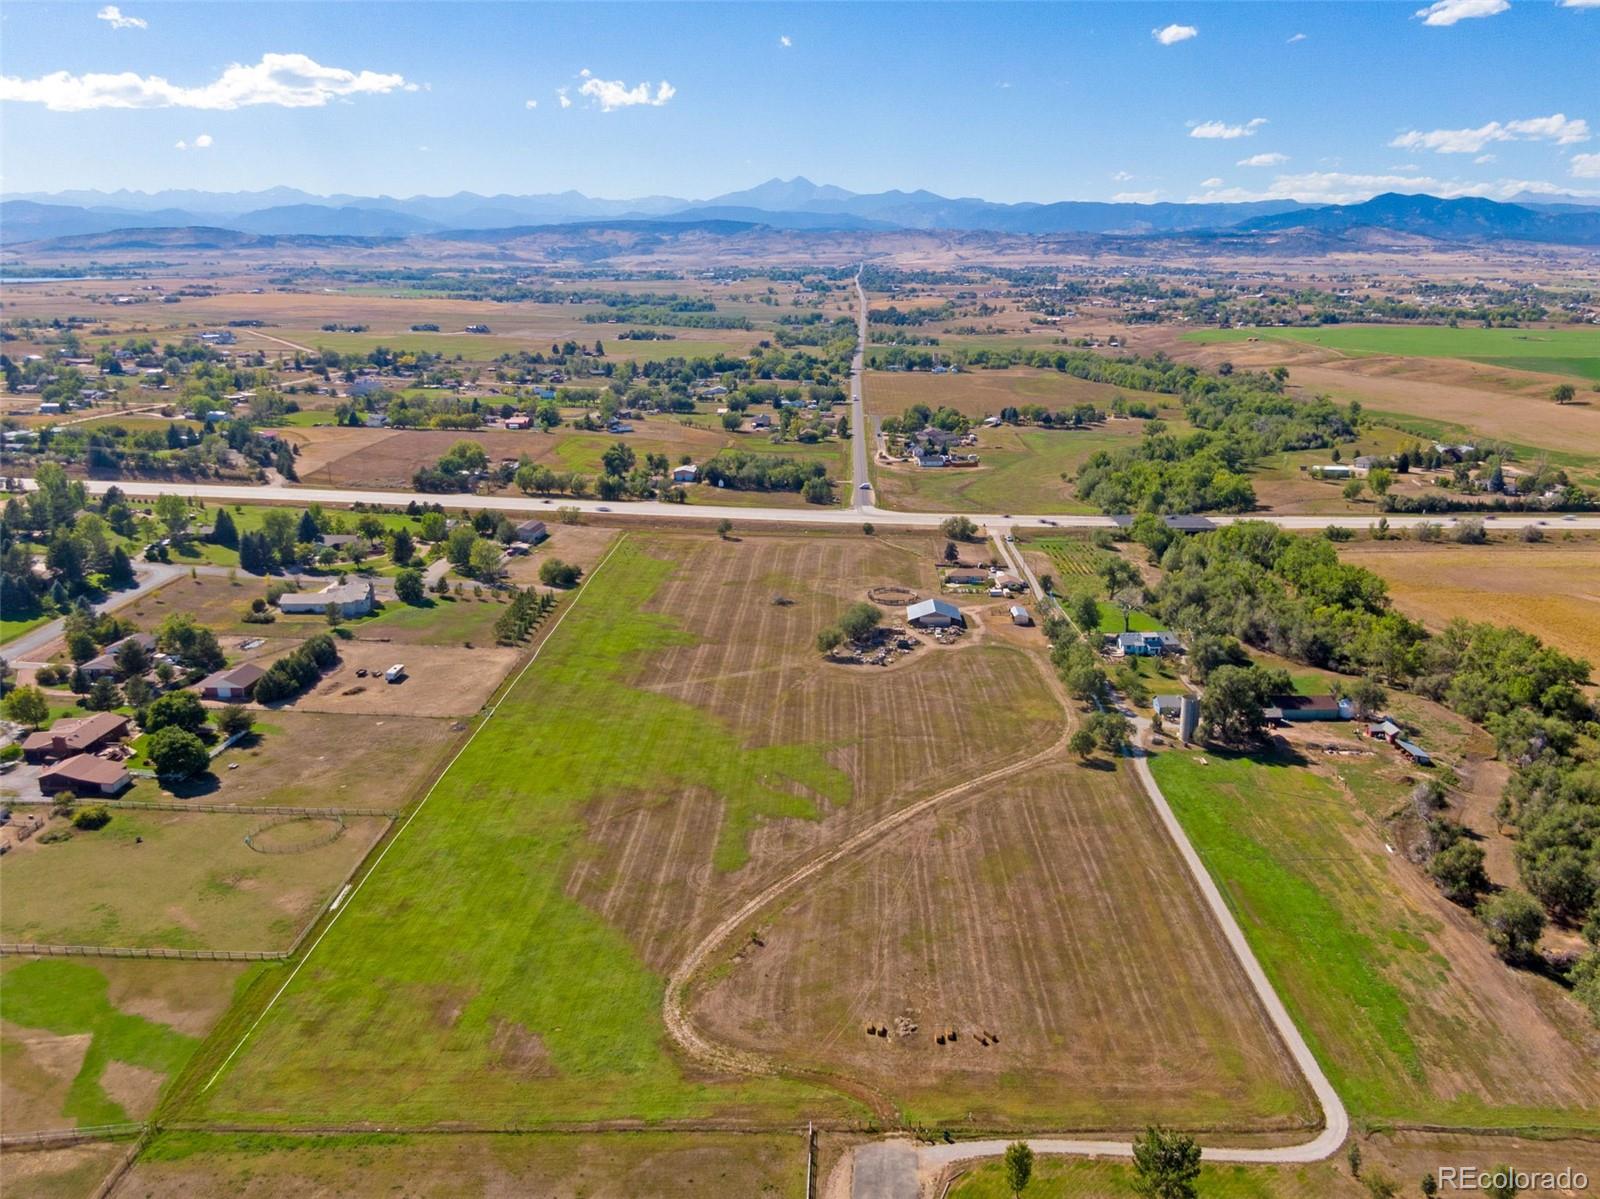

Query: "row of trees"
left=252, top=633, right=339, bottom=705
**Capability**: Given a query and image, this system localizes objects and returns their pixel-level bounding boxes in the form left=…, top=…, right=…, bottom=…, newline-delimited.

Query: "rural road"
left=1, top=562, right=194, bottom=660
left=36, top=479, right=1600, bottom=535
left=848, top=268, right=873, bottom=511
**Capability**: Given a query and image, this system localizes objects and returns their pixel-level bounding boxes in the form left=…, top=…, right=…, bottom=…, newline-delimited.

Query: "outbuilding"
left=672, top=464, right=699, bottom=483
left=907, top=598, right=964, bottom=628
left=197, top=662, right=266, bottom=701
left=1009, top=604, right=1032, bottom=626
left=39, top=753, right=132, bottom=797
left=513, top=519, right=549, bottom=545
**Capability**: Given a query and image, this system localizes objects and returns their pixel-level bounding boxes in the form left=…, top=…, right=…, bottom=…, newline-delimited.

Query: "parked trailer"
left=384, top=663, right=406, bottom=684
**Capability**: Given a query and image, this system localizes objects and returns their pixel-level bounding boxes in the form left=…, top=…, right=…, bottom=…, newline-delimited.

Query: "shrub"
left=72, top=806, right=112, bottom=830
left=539, top=558, right=582, bottom=588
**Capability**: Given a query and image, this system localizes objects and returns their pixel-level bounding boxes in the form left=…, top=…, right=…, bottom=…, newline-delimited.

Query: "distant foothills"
left=4, top=177, right=1600, bottom=248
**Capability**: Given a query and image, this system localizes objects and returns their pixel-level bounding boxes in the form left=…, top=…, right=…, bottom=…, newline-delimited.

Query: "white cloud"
left=0, top=52, right=412, bottom=111
left=96, top=5, right=146, bottom=30
left=1414, top=0, right=1509, bottom=25
left=1237, top=152, right=1288, bottom=167
left=574, top=69, right=675, bottom=111
left=1557, top=0, right=1600, bottom=6
left=1287, top=32, right=1308, bottom=43
left=1152, top=24, right=1197, bottom=45
left=1111, top=170, right=1134, bottom=182
left=1573, top=153, right=1600, bottom=178
left=1201, top=177, right=1224, bottom=188
left=174, top=133, right=211, bottom=150
left=1191, top=117, right=1268, bottom=140
left=1187, top=170, right=1593, bottom=204
left=1112, top=190, right=1159, bottom=203
left=1474, top=153, right=1496, bottom=164
left=524, top=98, right=538, bottom=109
left=779, top=34, right=792, bottom=47
left=556, top=87, right=572, bottom=109
left=1390, top=113, right=1591, bottom=154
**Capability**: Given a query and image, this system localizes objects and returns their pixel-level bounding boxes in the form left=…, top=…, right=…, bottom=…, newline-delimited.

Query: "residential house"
left=916, top=452, right=948, bottom=468
left=276, top=578, right=376, bottom=618
left=197, top=662, right=266, bottom=701
left=907, top=598, right=965, bottom=628
left=39, top=754, right=132, bottom=797
left=1115, top=631, right=1180, bottom=657
left=672, top=463, right=699, bottom=484
left=21, top=713, right=132, bottom=764
left=946, top=571, right=988, bottom=586
left=81, top=632, right=157, bottom=681
left=1264, top=694, right=1353, bottom=722
left=504, top=415, right=531, bottom=430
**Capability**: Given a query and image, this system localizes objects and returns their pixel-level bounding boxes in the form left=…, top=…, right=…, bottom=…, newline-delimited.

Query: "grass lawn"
left=1184, top=325, right=1600, bottom=383
left=1095, top=602, right=1161, bottom=634
left=1, top=612, right=53, bottom=644
left=0, top=809, right=388, bottom=951
left=361, top=593, right=507, bottom=646
left=1153, top=750, right=1600, bottom=1129
left=189, top=536, right=858, bottom=1127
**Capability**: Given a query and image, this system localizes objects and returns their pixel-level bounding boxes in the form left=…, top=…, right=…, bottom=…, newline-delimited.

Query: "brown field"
left=291, top=639, right=519, bottom=717
left=204, top=710, right=461, bottom=810
left=109, top=1131, right=806, bottom=1199
left=864, top=367, right=1178, bottom=421
left=0, top=1142, right=131, bottom=1199
left=1338, top=540, right=1600, bottom=667
left=692, top=761, right=1313, bottom=1131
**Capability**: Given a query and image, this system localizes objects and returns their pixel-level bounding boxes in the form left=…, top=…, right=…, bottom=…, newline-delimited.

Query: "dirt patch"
left=285, top=640, right=519, bottom=717
left=99, top=1059, right=165, bottom=1117
left=488, top=1017, right=555, bottom=1076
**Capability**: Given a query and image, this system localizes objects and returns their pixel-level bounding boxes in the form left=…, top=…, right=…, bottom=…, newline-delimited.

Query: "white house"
left=672, top=463, right=699, bottom=484
left=277, top=579, right=375, bottom=618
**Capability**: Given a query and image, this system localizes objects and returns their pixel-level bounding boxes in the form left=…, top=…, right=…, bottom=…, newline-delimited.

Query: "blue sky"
left=2, top=1, right=1597, bottom=204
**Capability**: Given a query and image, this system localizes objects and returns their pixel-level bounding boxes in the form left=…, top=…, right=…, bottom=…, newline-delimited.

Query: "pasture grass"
left=191, top=536, right=855, bottom=1126
left=1154, top=749, right=1600, bottom=1129
left=950, top=1155, right=1355, bottom=1198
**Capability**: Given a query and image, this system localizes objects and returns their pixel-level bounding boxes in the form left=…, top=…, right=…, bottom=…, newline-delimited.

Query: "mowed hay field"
left=0, top=810, right=388, bottom=951
left=692, top=762, right=1314, bottom=1131
left=1337, top=541, right=1600, bottom=668
left=190, top=532, right=1060, bottom=1127
left=113, top=1130, right=807, bottom=1199
left=0, top=958, right=251, bottom=1133
left=1155, top=751, right=1600, bottom=1129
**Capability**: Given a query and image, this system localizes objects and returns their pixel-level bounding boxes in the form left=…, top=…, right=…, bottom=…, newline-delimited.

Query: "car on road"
left=859, top=482, right=871, bottom=489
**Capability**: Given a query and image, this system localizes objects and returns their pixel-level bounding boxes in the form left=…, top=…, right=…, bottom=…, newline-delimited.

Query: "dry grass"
left=1337, top=540, right=1600, bottom=667
left=692, top=761, right=1315, bottom=1131
left=864, top=368, right=1175, bottom=420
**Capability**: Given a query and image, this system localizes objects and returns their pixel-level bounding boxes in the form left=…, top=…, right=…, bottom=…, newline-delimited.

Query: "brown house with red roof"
left=21, top=713, right=132, bottom=764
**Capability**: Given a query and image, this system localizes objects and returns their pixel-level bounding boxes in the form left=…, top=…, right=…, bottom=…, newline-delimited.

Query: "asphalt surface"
left=2, top=562, right=189, bottom=661
left=38, top=479, right=1600, bottom=536
left=848, top=268, right=873, bottom=511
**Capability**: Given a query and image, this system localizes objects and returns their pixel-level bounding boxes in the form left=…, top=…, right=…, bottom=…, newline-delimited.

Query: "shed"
left=198, top=662, right=266, bottom=701
left=1396, top=740, right=1433, bottom=766
left=672, top=464, right=699, bottom=483
left=1009, top=604, right=1032, bottom=626
left=513, top=520, right=549, bottom=545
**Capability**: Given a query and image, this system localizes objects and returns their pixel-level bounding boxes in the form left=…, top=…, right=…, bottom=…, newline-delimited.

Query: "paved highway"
left=848, top=268, right=873, bottom=510
left=46, top=478, right=1600, bottom=535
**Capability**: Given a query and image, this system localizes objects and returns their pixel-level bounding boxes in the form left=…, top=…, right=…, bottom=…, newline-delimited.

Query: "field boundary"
left=191, top=534, right=629, bottom=1096
left=0, top=798, right=394, bottom=818
left=1, top=942, right=283, bottom=961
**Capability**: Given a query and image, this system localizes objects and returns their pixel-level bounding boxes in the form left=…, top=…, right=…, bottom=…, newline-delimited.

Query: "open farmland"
left=863, top=368, right=1178, bottom=421
left=1154, top=750, right=1600, bottom=1129
left=0, top=809, right=388, bottom=952
left=1184, top=324, right=1600, bottom=382
left=111, top=1130, right=806, bottom=1199
left=1336, top=540, right=1600, bottom=668
left=692, top=761, right=1314, bottom=1131
left=187, top=532, right=1060, bottom=1127
left=0, top=958, right=251, bottom=1133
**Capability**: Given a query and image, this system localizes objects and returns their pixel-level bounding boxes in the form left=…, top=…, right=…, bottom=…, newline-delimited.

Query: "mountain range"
left=4, top=178, right=1600, bottom=248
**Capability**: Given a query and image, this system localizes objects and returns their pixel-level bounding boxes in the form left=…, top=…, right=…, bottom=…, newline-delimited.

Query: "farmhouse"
left=513, top=519, right=549, bottom=544
left=907, top=598, right=965, bottom=628
left=277, top=578, right=376, bottom=618
left=197, top=662, right=266, bottom=701
left=22, top=713, right=132, bottom=764
left=38, top=754, right=132, bottom=797
left=1115, top=630, right=1181, bottom=657
left=1263, top=694, right=1353, bottom=723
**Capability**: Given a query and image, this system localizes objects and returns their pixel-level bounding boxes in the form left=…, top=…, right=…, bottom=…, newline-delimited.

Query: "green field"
left=1, top=612, right=53, bottom=644
left=188, top=536, right=856, bottom=1126
left=1154, top=750, right=1600, bottom=1128
left=1184, top=325, right=1600, bottom=382
left=950, top=1155, right=1353, bottom=1199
